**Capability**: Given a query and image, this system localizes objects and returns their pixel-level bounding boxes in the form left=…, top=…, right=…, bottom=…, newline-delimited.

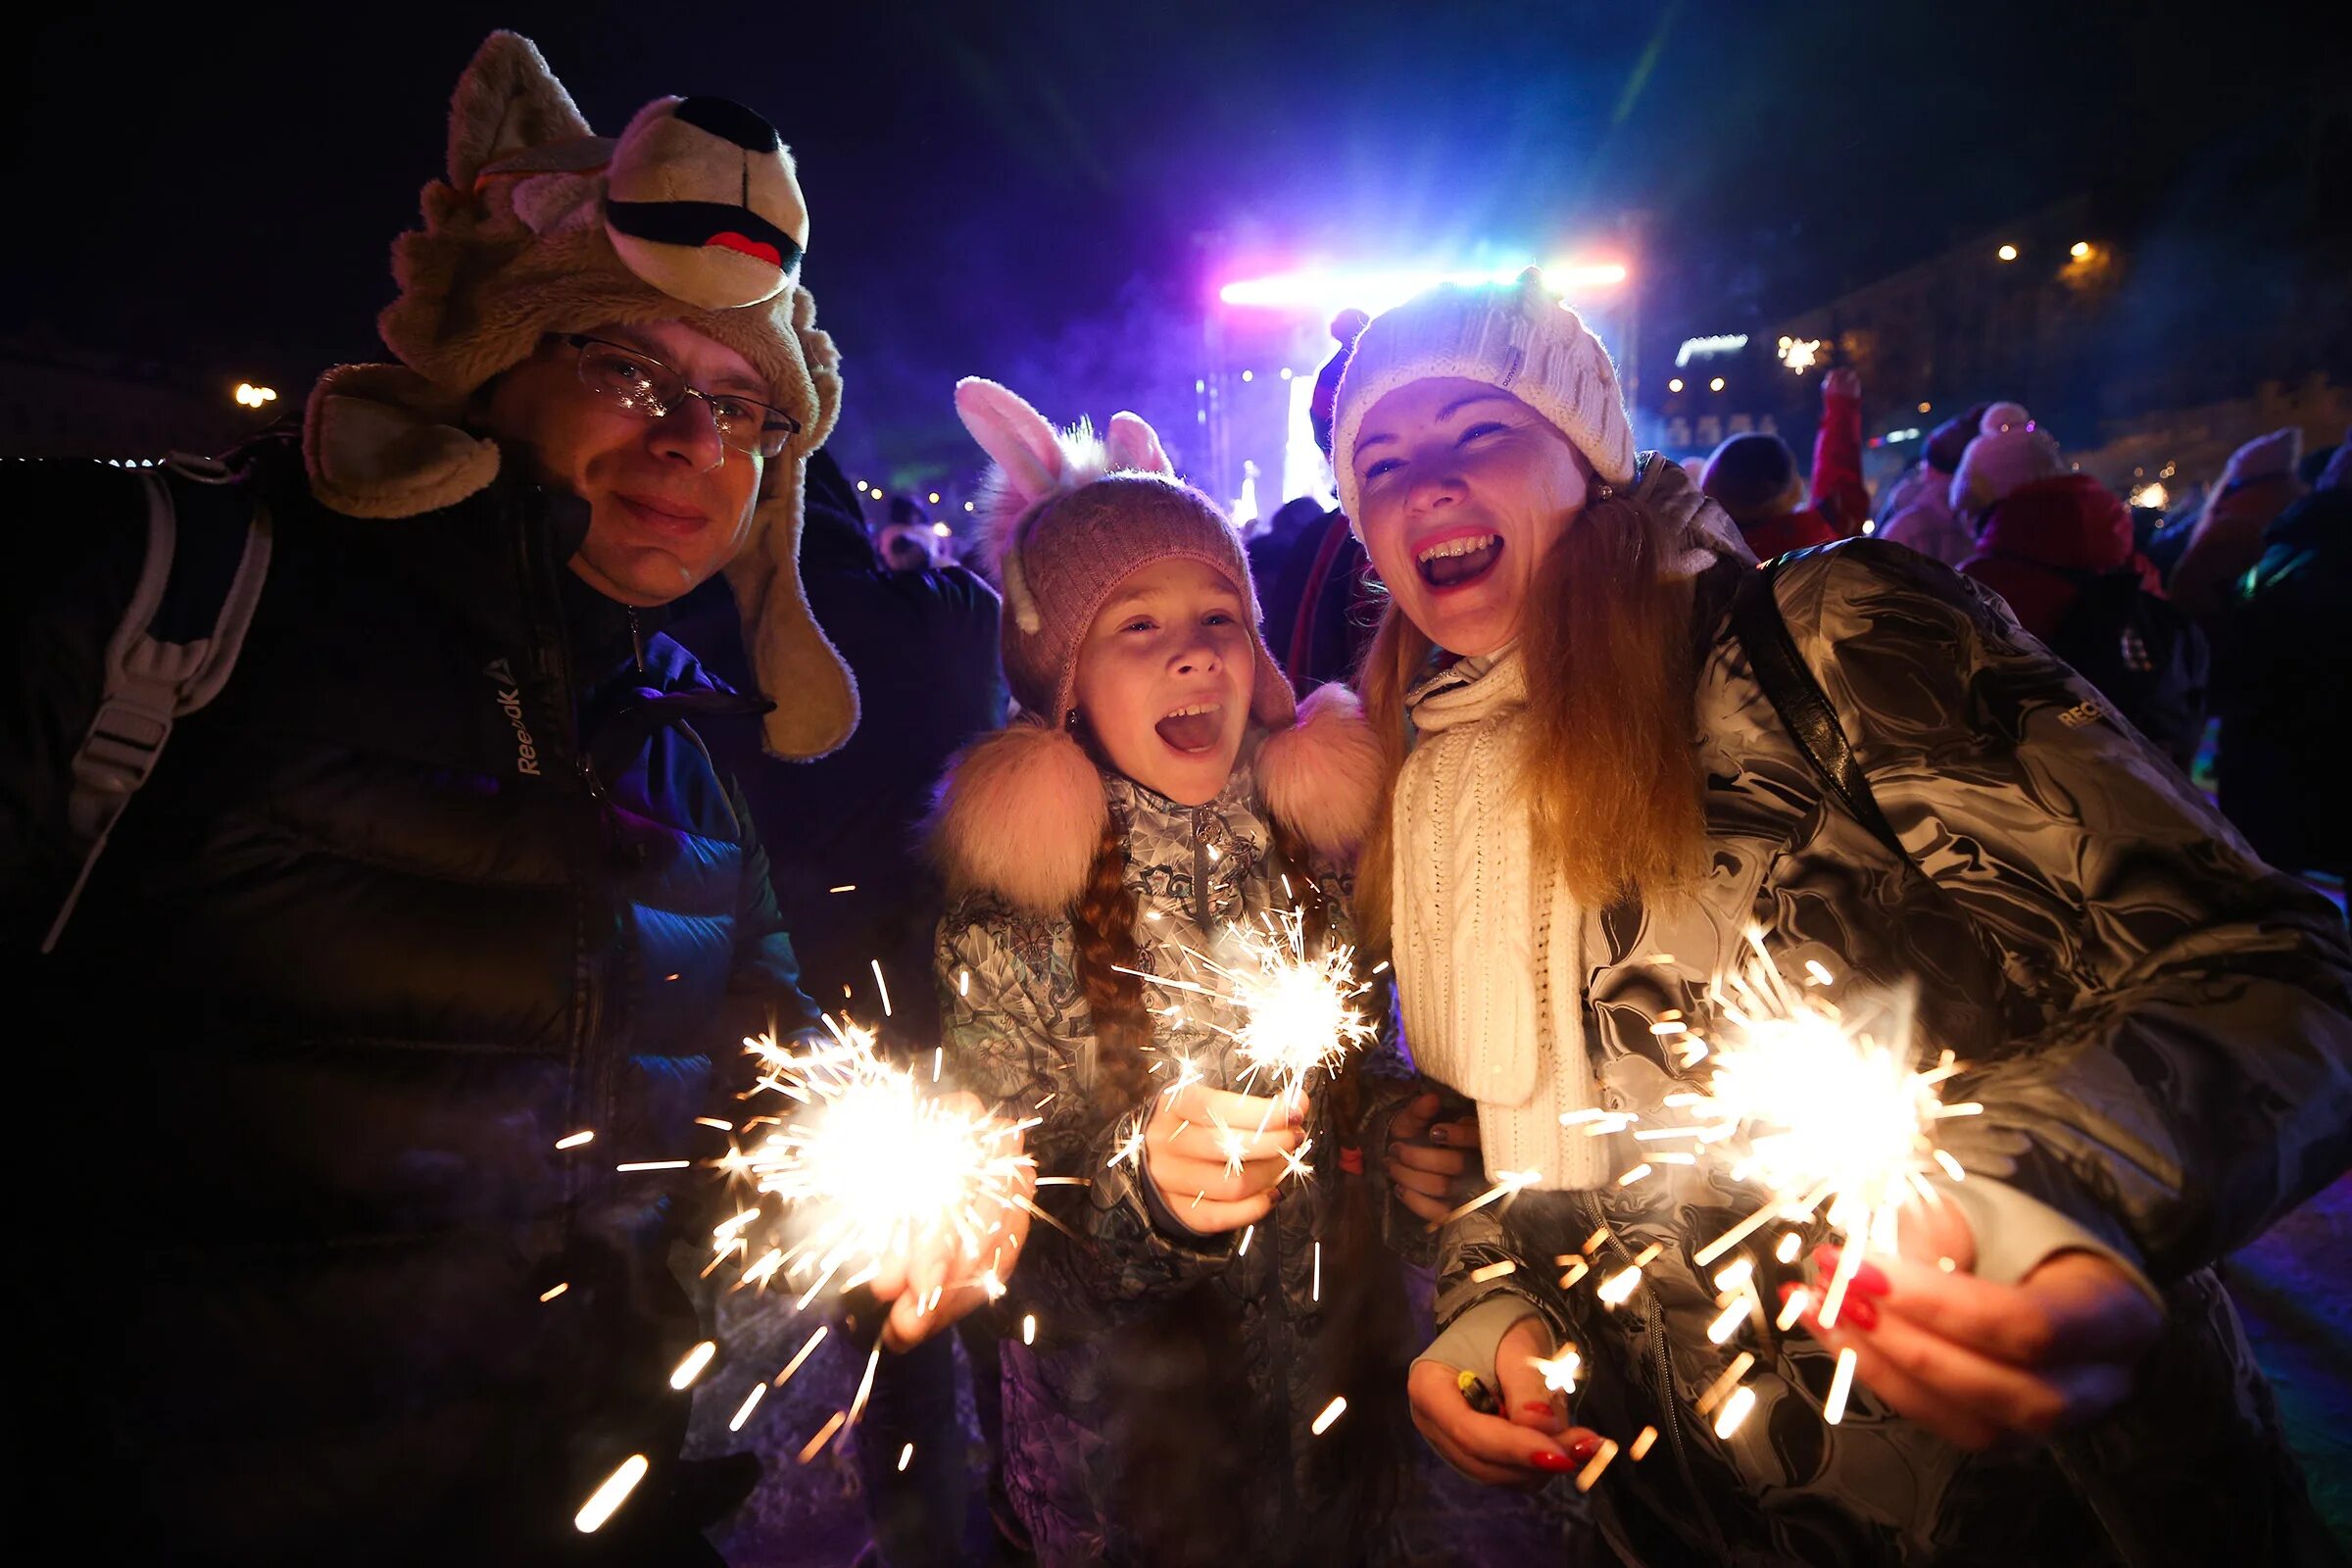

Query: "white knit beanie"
left=1948, top=402, right=2066, bottom=516
left=1331, top=268, right=1637, bottom=529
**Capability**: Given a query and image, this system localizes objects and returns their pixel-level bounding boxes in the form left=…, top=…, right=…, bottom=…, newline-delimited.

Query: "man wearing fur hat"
left=2, top=33, right=864, bottom=1562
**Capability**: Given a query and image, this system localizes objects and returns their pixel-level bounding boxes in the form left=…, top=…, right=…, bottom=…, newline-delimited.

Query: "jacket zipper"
left=519, top=499, right=612, bottom=1197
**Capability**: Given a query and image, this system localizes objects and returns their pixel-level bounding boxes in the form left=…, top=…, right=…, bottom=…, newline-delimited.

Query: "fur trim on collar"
left=927, top=684, right=1382, bottom=914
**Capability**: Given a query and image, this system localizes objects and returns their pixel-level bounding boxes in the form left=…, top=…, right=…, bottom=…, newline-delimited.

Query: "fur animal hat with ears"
left=930, top=378, right=1385, bottom=913
left=953, top=376, right=1293, bottom=734
left=302, top=30, right=856, bottom=759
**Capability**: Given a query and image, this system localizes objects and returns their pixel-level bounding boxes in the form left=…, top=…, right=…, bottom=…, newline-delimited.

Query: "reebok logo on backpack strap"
left=483, top=658, right=542, bottom=776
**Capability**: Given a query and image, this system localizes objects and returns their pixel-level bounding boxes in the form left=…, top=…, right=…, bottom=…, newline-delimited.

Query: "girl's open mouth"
left=1417, top=532, right=1501, bottom=589
left=1153, top=702, right=1224, bottom=753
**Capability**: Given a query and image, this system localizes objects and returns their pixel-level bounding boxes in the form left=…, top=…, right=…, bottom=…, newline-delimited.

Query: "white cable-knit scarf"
left=1392, top=649, right=1608, bottom=1191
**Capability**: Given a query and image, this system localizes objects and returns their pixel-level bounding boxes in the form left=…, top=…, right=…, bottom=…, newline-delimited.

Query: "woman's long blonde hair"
left=1353, top=484, right=1711, bottom=955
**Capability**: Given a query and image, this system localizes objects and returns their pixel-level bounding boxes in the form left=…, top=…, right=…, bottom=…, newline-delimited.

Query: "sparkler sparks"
left=729, top=1383, right=765, bottom=1432
left=718, top=1028, right=1037, bottom=1330
left=574, top=1454, right=649, bottom=1533
left=1681, top=933, right=1971, bottom=1324
left=1119, top=906, right=1376, bottom=1106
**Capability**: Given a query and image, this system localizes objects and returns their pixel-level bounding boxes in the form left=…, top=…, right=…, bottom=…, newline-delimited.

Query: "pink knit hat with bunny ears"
left=955, top=378, right=1295, bottom=733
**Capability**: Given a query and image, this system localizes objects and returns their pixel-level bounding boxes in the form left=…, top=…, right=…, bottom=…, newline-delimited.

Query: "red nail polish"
left=1849, top=1260, right=1890, bottom=1298
left=1530, top=1449, right=1576, bottom=1473
left=1520, top=1400, right=1558, bottom=1417
left=1838, top=1295, right=1879, bottom=1331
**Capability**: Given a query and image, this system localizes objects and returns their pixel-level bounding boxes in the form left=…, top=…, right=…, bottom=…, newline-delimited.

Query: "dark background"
left=6, top=0, right=2343, bottom=485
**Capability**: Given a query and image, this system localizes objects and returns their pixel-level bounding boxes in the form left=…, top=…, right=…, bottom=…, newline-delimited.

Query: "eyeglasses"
left=563, top=335, right=801, bottom=459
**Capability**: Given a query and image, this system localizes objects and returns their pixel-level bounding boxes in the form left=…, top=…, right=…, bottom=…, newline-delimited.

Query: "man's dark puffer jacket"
left=2, top=436, right=816, bottom=1564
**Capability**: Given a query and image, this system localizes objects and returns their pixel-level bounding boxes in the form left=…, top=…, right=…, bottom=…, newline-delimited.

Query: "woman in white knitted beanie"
left=1334, top=271, right=2351, bottom=1564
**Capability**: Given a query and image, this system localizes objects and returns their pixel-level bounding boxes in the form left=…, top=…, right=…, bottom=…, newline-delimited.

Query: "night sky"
left=7, top=0, right=2337, bottom=480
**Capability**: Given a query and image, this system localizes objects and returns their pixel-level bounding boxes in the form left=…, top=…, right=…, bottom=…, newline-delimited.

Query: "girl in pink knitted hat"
left=915, top=379, right=1464, bottom=1566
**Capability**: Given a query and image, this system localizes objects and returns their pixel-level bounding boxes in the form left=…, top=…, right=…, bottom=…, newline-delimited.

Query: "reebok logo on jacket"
left=483, top=658, right=541, bottom=776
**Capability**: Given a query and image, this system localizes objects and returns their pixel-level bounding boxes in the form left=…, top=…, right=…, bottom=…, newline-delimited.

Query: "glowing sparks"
left=1617, top=1162, right=1654, bottom=1187
left=1683, top=933, right=1969, bottom=1292
left=798, top=1410, right=848, bottom=1463
left=717, top=1028, right=1036, bottom=1311
left=728, top=1383, right=765, bottom=1433
left=1311, top=1396, right=1348, bottom=1435
left=668, top=1340, right=717, bottom=1391
left=871, top=958, right=893, bottom=1018
left=773, top=1326, right=829, bottom=1389
left=1574, top=1436, right=1620, bottom=1492
left=1533, top=1348, right=1581, bottom=1395
left=1022, top=1313, right=1036, bottom=1346
left=898, top=1444, right=915, bottom=1472
left=695, top=1116, right=735, bottom=1131
left=1140, top=907, right=1377, bottom=1105
left=1695, top=1352, right=1757, bottom=1417
left=1775, top=1231, right=1803, bottom=1264
left=539, top=1282, right=569, bottom=1302
left=1629, top=1425, right=1658, bottom=1460
left=574, top=1454, right=649, bottom=1533
left=1775, top=1287, right=1812, bottom=1333
left=1431, top=1167, right=1540, bottom=1230
left=556, top=1130, right=595, bottom=1150
left=1706, top=1298, right=1748, bottom=1345
left=616, top=1159, right=690, bottom=1172
left=1468, top=1259, right=1518, bottom=1284
left=1713, top=1385, right=1759, bottom=1439
left=1313, top=1240, right=1323, bottom=1301
left=1824, top=1346, right=1860, bottom=1425
left=1237, top=1223, right=1253, bottom=1256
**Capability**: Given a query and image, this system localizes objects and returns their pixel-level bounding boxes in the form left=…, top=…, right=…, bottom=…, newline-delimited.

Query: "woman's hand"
left=1407, top=1313, right=1605, bottom=1486
left=1142, top=1080, right=1304, bottom=1235
left=1385, top=1090, right=1484, bottom=1224
left=868, top=1092, right=1038, bottom=1351
left=1793, top=1240, right=2164, bottom=1450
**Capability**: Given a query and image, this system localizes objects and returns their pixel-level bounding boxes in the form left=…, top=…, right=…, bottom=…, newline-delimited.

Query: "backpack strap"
left=42, top=456, right=273, bottom=953
left=1727, top=547, right=1914, bottom=871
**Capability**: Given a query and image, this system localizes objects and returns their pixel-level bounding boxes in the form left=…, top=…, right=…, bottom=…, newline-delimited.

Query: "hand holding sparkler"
left=1408, top=1312, right=1606, bottom=1487
left=1788, top=1237, right=2162, bottom=1451
left=1139, top=1079, right=1305, bottom=1235
left=866, top=1090, right=1039, bottom=1351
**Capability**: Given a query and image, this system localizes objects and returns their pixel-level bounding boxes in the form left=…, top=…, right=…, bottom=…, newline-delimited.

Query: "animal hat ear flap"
left=956, top=377, right=1067, bottom=636
left=444, top=31, right=594, bottom=189
left=1105, top=411, right=1174, bottom=476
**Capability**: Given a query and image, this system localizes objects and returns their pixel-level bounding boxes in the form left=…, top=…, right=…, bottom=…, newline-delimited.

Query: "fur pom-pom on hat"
left=1255, top=685, right=1384, bottom=863
left=927, top=721, right=1110, bottom=914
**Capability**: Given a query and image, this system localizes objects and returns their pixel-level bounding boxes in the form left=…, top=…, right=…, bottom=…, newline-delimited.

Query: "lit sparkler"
left=718, top=1024, right=1038, bottom=1326
left=1678, top=932, right=1974, bottom=1333
left=1117, top=906, right=1375, bottom=1107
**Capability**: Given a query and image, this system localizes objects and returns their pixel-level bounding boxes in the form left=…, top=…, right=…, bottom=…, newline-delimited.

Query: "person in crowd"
left=2209, top=427, right=2352, bottom=879
left=1699, top=368, right=1866, bottom=558
left=2170, top=427, right=2310, bottom=618
left=0, top=31, right=985, bottom=1562
left=1310, top=308, right=1374, bottom=460
left=1331, top=271, right=2351, bottom=1566
left=1875, top=401, right=1991, bottom=565
left=667, top=442, right=1010, bottom=1568
left=922, top=378, right=1445, bottom=1566
left=1951, top=403, right=2159, bottom=637
left=881, top=492, right=948, bottom=570
left=1952, top=404, right=2206, bottom=765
